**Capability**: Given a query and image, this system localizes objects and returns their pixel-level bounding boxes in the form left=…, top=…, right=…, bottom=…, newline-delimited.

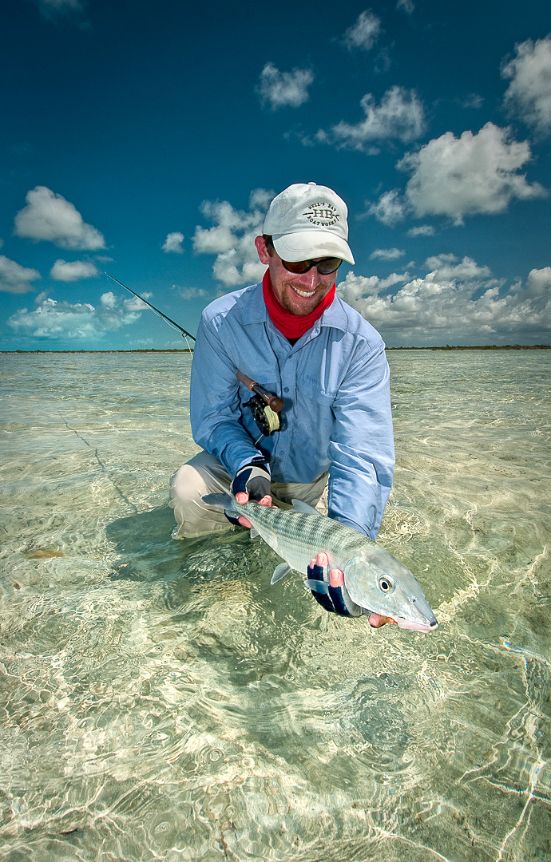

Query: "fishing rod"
left=104, top=272, right=284, bottom=437
left=104, top=272, right=196, bottom=347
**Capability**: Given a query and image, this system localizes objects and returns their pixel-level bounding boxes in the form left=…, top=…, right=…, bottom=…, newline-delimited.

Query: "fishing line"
left=64, top=421, right=138, bottom=514
left=103, top=272, right=196, bottom=353
left=103, top=274, right=285, bottom=439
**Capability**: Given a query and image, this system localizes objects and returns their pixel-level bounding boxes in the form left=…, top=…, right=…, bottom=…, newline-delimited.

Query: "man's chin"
left=285, top=289, right=320, bottom=316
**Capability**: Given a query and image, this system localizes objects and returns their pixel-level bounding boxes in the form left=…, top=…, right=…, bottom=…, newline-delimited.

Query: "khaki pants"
left=169, top=450, right=327, bottom=538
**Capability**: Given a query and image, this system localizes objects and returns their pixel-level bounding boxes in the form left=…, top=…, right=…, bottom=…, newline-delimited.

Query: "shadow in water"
left=104, top=505, right=313, bottom=633
left=105, top=506, right=328, bottom=689
left=105, top=504, right=254, bottom=599
left=107, top=505, right=198, bottom=582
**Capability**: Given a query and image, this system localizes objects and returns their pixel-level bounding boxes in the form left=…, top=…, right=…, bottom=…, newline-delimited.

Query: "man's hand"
left=306, top=552, right=396, bottom=626
left=230, top=457, right=272, bottom=528
left=367, top=613, right=396, bottom=628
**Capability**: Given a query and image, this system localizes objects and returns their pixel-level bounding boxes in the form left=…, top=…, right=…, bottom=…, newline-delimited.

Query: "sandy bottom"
left=0, top=350, right=549, bottom=861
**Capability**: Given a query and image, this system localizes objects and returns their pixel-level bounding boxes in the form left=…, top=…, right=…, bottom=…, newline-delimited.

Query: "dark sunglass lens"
left=317, top=258, right=342, bottom=275
left=282, top=260, right=310, bottom=274
left=282, top=257, right=342, bottom=274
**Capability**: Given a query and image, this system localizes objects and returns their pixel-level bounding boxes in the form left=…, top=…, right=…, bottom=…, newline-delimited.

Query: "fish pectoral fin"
left=291, top=499, right=320, bottom=516
left=270, top=563, right=292, bottom=585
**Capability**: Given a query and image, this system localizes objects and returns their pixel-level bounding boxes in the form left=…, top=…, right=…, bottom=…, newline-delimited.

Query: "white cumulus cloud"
left=424, top=254, right=492, bottom=281
left=100, top=291, right=117, bottom=309
left=258, top=63, right=314, bottom=109
left=50, top=259, right=98, bottom=281
left=248, top=188, right=274, bottom=210
left=121, top=292, right=153, bottom=311
left=524, top=266, right=551, bottom=297
left=502, top=36, right=551, bottom=136
left=399, top=122, right=546, bottom=224
left=0, top=256, right=41, bottom=294
left=462, top=93, right=484, bottom=110
left=193, top=190, right=271, bottom=287
left=193, top=201, right=241, bottom=254
left=338, top=257, right=551, bottom=345
left=408, top=225, right=435, bottom=237
left=15, top=186, right=106, bottom=250
left=370, top=248, right=405, bottom=261
left=8, top=292, right=145, bottom=340
left=339, top=272, right=410, bottom=302
left=162, top=232, right=184, bottom=254
left=367, top=189, right=407, bottom=226
left=344, top=10, right=381, bottom=51
left=176, top=286, right=208, bottom=300
left=323, top=87, right=425, bottom=151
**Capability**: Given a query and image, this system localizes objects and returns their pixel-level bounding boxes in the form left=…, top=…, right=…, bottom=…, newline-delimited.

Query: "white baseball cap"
left=263, top=182, right=355, bottom=264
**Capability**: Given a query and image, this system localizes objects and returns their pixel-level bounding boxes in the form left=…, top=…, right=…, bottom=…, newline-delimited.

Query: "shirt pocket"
left=300, top=372, right=337, bottom=403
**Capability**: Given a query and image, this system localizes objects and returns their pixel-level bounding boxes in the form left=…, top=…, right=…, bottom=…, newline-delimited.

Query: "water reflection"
left=0, top=351, right=549, bottom=861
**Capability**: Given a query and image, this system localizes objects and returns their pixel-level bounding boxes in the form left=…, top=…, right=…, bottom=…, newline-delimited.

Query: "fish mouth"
left=394, top=616, right=439, bottom=633
left=365, top=611, right=439, bottom=633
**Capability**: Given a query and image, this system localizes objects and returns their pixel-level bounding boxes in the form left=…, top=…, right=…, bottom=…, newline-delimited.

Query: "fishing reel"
left=237, top=370, right=284, bottom=437
left=245, top=394, right=281, bottom=436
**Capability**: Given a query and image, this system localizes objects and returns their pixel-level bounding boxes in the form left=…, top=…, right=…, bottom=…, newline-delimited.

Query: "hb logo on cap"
left=303, top=202, right=340, bottom=226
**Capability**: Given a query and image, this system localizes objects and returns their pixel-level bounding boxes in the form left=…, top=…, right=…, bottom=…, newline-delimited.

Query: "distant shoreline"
left=1, top=345, right=549, bottom=354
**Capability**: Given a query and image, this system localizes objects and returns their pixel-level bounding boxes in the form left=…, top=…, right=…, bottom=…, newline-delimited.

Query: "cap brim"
left=272, top=231, right=355, bottom=265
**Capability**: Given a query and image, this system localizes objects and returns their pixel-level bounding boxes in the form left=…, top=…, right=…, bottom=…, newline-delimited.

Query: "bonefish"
left=204, top=495, right=438, bottom=633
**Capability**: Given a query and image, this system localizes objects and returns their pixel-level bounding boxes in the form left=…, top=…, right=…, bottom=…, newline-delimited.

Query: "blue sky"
left=1, top=0, right=550, bottom=349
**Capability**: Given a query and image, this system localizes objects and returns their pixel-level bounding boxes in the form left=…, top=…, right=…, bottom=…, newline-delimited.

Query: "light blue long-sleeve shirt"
left=190, top=282, right=394, bottom=539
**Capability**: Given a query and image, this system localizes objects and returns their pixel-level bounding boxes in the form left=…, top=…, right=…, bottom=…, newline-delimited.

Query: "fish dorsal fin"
left=291, top=499, right=320, bottom=516
left=270, top=563, right=292, bottom=585
left=202, top=492, right=233, bottom=510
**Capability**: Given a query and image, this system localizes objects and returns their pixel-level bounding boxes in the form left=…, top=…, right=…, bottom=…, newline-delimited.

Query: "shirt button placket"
left=280, top=355, right=298, bottom=468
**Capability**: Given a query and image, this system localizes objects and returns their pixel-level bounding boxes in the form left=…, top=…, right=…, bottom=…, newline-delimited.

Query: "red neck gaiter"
left=262, top=270, right=336, bottom=340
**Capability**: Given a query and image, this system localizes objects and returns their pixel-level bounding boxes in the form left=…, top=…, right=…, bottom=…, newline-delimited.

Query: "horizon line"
left=1, top=345, right=550, bottom=354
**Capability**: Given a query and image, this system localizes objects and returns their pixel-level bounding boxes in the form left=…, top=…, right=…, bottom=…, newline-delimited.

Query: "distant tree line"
left=1, top=345, right=549, bottom=354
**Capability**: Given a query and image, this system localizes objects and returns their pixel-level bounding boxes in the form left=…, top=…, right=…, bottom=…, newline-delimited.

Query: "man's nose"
left=296, top=267, right=320, bottom=288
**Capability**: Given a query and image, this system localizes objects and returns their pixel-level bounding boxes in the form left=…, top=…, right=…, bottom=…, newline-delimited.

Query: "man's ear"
left=255, top=235, right=271, bottom=264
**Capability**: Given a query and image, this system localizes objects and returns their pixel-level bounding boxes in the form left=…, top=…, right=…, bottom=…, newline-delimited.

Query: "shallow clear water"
left=1, top=350, right=550, bottom=862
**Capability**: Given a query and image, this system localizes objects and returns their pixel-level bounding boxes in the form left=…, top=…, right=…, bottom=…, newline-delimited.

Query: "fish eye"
left=378, top=577, right=394, bottom=593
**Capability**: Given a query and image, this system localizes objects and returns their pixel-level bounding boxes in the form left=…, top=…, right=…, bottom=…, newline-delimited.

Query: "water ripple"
left=1, top=351, right=550, bottom=861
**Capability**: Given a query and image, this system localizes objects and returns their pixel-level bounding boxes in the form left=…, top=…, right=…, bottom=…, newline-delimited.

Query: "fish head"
left=343, top=546, right=438, bottom=633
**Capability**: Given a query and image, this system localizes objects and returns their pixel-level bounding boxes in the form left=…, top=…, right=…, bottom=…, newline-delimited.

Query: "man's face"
left=255, top=236, right=337, bottom=317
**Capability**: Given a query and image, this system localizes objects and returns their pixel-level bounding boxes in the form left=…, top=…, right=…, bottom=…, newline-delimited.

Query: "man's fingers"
left=235, top=492, right=272, bottom=506
left=235, top=492, right=271, bottom=529
left=307, top=556, right=342, bottom=585
left=329, top=568, right=345, bottom=587
left=368, top=613, right=397, bottom=628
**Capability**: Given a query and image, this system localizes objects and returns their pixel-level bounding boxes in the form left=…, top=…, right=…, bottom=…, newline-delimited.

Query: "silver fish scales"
left=206, top=495, right=438, bottom=633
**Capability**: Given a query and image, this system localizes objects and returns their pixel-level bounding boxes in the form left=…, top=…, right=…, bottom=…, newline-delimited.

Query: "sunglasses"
left=265, top=237, right=342, bottom=275
left=281, top=256, right=343, bottom=276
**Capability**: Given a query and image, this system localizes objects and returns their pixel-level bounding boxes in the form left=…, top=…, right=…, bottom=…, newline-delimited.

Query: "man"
left=170, top=182, right=395, bottom=624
